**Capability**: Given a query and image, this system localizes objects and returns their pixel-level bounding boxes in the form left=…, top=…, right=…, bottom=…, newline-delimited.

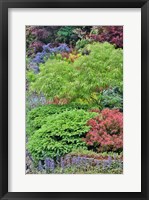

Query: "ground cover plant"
left=26, top=26, right=123, bottom=174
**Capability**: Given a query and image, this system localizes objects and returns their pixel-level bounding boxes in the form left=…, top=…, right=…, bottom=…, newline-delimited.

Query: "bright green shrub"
left=26, top=103, right=90, bottom=137
left=27, top=110, right=97, bottom=161
left=73, top=42, right=123, bottom=98
left=26, top=70, right=36, bottom=83
left=29, top=42, right=123, bottom=104
left=29, top=59, right=76, bottom=100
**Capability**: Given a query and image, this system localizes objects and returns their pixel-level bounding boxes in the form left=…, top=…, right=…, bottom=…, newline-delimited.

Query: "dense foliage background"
left=26, top=26, right=123, bottom=174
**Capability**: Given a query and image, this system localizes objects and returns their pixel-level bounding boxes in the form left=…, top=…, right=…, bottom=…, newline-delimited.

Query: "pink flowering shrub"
left=84, top=109, right=123, bottom=152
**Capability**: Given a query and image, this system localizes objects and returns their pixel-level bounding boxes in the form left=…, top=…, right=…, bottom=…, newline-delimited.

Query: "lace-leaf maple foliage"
left=29, top=42, right=123, bottom=103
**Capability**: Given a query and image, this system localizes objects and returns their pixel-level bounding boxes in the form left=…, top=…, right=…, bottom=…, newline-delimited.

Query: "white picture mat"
left=8, top=8, right=141, bottom=192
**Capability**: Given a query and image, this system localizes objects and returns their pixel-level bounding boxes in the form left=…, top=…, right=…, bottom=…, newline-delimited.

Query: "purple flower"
left=103, top=160, right=109, bottom=169
left=50, top=159, right=55, bottom=172
left=72, top=156, right=78, bottom=165
left=38, top=160, right=43, bottom=171
left=94, top=159, right=100, bottom=169
left=107, top=156, right=112, bottom=166
left=32, top=51, right=47, bottom=64
left=77, top=156, right=81, bottom=163
left=29, top=63, right=39, bottom=73
left=44, top=158, right=55, bottom=172
left=31, top=43, right=70, bottom=65
left=81, top=157, right=87, bottom=164
left=45, top=158, right=51, bottom=169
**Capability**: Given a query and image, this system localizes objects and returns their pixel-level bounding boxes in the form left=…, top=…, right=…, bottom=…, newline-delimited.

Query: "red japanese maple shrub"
left=84, top=109, right=123, bottom=152
left=89, top=26, right=123, bottom=48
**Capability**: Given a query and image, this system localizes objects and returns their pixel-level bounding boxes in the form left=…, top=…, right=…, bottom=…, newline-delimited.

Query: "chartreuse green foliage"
left=29, top=42, right=123, bottom=104
left=73, top=42, right=123, bottom=96
left=27, top=109, right=97, bottom=161
left=29, top=59, right=76, bottom=100
left=26, top=103, right=90, bottom=137
left=26, top=70, right=36, bottom=83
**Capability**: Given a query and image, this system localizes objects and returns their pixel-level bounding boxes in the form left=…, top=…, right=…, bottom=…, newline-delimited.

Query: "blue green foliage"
left=100, top=87, right=123, bottom=111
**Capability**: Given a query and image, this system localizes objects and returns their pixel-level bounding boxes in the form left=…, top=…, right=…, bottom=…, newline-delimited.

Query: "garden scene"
left=26, top=26, right=123, bottom=174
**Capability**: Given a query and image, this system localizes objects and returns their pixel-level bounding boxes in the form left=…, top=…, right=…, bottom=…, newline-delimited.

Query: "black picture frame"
left=0, top=0, right=149, bottom=199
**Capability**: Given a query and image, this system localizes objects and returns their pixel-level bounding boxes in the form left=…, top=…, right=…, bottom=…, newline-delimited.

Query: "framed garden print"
left=0, top=0, right=149, bottom=199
